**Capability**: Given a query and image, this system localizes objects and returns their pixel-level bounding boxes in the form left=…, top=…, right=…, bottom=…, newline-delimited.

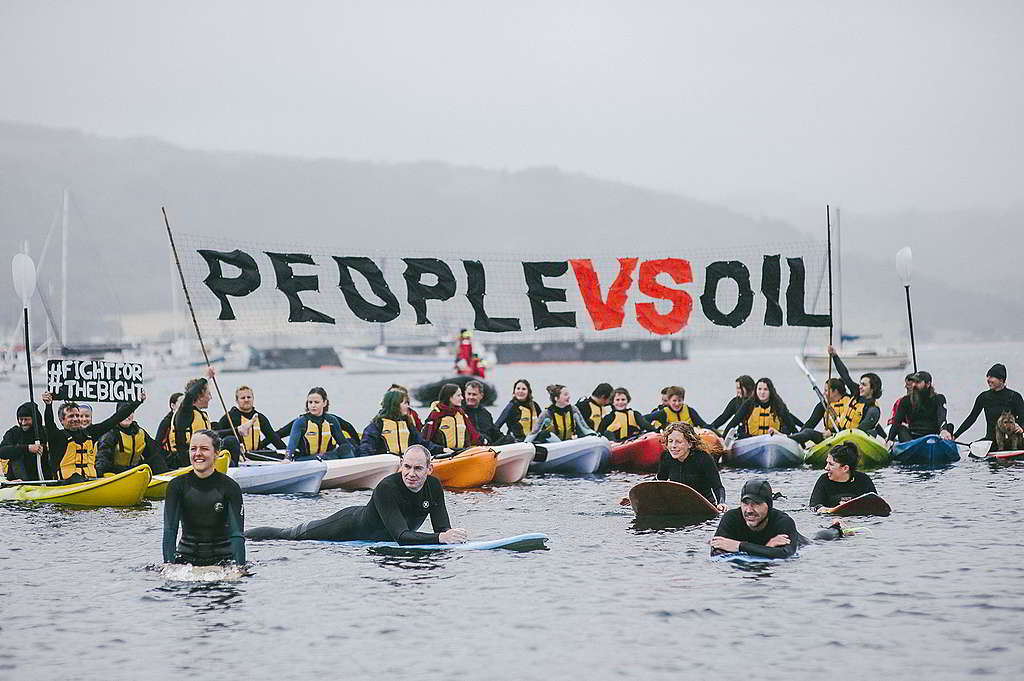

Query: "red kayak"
left=608, top=432, right=664, bottom=472
left=990, top=449, right=1024, bottom=461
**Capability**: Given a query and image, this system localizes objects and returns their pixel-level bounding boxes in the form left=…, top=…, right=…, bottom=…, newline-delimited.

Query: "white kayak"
left=227, top=460, right=327, bottom=494
left=529, top=435, right=609, bottom=475
left=492, top=442, right=535, bottom=483
left=321, top=455, right=399, bottom=490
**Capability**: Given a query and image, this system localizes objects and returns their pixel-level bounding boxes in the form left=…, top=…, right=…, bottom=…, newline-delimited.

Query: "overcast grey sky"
left=2, top=1, right=1021, bottom=222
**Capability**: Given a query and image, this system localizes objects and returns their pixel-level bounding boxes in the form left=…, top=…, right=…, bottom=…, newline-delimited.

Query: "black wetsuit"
left=655, top=449, right=725, bottom=505
left=888, top=392, right=950, bottom=442
left=155, top=411, right=174, bottom=451
left=952, top=387, right=1024, bottom=441
left=246, top=473, right=451, bottom=545
left=712, top=507, right=806, bottom=558
left=808, top=471, right=877, bottom=509
left=709, top=396, right=744, bottom=431
left=464, top=404, right=504, bottom=445
left=1, top=428, right=43, bottom=481
left=162, top=470, right=245, bottom=565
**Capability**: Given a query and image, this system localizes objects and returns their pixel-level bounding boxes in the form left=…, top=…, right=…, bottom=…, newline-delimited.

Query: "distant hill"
left=0, top=121, right=1019, bottom=344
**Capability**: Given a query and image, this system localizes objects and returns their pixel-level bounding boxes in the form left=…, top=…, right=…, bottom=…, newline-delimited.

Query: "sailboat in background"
left=802, top=207, right=909, bottom=372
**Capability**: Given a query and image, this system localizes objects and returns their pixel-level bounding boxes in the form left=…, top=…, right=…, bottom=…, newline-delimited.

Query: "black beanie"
left=987, top=364, right=1007, bottom=381
left=16, top=402, right=35, bottom=419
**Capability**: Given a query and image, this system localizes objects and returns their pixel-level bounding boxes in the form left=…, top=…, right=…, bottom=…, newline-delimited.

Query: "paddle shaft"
left=795, top=356, right=842, bottom=429
left=22, top=306, right=45, bottom=480
left=161, top=207, right=245, bottom=453
left=903, top=285, right=918, bottom=372
left=1, top=478, right=62, bottom=487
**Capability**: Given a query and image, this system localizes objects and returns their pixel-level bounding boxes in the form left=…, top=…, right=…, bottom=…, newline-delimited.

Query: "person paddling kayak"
left=886, top=371, right=953, bottom=444
left=527, top=384, right=597, bottom=443
left=951, top=364, right=1024, bottom=443
left=493, top=379, right=542, bottom=442
left=245, top=445, right=467, bottom=545
left=808, top=442, right=878, bottom=513
left=710, top=478, right=806, bottom=558
left=163, top=430, right=245, bottom=566
left=598, top=387, right=656, bottom=442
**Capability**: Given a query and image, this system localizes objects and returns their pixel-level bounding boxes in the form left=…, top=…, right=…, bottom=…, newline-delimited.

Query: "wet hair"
left=192, top=429, right=222, bottom=451
left=825, top=378, right=847, bottom=396
left=438, top=383, right=462, bottom=406
left=512, top=379, right=533, bottom=402
left=662, top=421, right=701, bottom=451
left=754, top=377, right=789, bottom=416
left=465, top=380, right=485, bottom=394
left=235, top=385, right=253, bottom=399
left=169, top=392, right=184, bottom=409
left=861, top=373, right=882, bottom=400
left=389, top=383, right=409, bottom=395
left=736, top=375, right=756, bottom=397
left=828, top=441, right=859, bottom=471
left=546, top=384, right=567, bottom=404
left=592, top=383, right=614, bottom=399
left=402, top=443, right=433, bottom=464
left=665, top=386, right=685, bottom=400
left=612, top=387, right=632, bottom=403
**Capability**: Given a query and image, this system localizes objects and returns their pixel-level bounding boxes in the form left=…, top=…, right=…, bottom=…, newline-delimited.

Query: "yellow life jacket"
left=113, top=428, right=148, bottom=469
left=582, top=399, right=607, bottom=431
left=380, top=417, right=410, bottom=455
left=58, top=437, right=97, bottom=479
left=746, top=405, right=782, bottom=436
left=655, top=405, right=693, bottom=427
left=1, top=458, right=8, bottom=476
left=516, top=402, right=538, bottom=437
left=605, top=409, right=639, bottom=440
left=237, top=411, right=262, bottom=452
left=436, top=411, right=468, bottom=450
left=168, top=408, right=211, bottom=451
left=826, top=396, right=864, bottom=431
left=304, top=418, right=336, bottom=455
left=550, top=407, right=577, bottom=441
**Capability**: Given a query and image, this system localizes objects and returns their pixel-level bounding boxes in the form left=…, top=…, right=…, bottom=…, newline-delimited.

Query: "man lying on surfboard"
left=710, top=478, right=807, bottom=559
left=246, top=445, right=468, bottom=546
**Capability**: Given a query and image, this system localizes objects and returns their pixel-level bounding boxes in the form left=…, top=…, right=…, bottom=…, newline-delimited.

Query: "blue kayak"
left=320, top=533, right=548, bottom=551
left=890, top=435, right=960, bottom=467
left=710, top=552, right=794, bottom=565
left=723, top=434, right=804, bottom=469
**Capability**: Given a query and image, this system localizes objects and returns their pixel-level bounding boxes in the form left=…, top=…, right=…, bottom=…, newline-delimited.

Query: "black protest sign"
left=46, top=360, right=145, bottom=402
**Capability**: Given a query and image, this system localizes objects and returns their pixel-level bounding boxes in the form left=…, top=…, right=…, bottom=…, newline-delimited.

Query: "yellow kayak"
left=145, top=451, right=230, bottom=500
left=0, top=465, right=152, bottom=507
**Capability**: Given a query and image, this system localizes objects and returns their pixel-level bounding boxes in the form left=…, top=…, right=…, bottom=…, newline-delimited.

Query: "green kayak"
left=805, top=429, right=890, bottom=468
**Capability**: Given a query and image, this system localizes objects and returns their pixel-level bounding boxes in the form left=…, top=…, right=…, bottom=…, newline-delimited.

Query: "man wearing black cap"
left=96, top=402, right=170, bottom=477
left=710, top=478, right=804, bottom=559
left=0, top=403, right=46, bottom=481
left=886, top=371, right=953, bottom=444
left=950, top=364, right=1024, bottom=445
left=577, top=383, right=613, bottom=431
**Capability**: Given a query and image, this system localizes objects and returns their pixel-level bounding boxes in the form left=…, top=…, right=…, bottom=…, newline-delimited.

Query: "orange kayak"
left=432, top=447, right=498, bottom=488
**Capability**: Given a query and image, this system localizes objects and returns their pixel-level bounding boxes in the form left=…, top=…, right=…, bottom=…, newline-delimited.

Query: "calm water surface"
left=2, top=344, right=1023, bottom=680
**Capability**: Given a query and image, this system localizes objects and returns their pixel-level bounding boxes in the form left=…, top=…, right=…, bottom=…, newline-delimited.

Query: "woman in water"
left=494, top=379, right=543, bottom=442
left=598, top=387, right=655, bottom=441
left=422, top=383, right=481, bottom=451
left=808, top=441, right=878, bottom=512
left=727, top=377, right=802, bottom=438
left=287, top=387, right=360, bottom=459
left=656, top=422, right=726, bottom=510
left=527, top=384, right=597, bottom=443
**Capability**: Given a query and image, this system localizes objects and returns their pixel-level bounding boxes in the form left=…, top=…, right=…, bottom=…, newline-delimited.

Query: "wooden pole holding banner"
left=12, top=253, right=45, bottom=480
left=826, top=205, right=834, bottom=379
left=161, top=207, right=245, bottom=453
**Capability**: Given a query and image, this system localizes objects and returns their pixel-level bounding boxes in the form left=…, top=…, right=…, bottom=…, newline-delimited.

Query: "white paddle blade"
left=11, top=253, right=37, bottom=305
left=895, top=247, right=913, bottom=287
left=969, top=440, right=993, bottom=458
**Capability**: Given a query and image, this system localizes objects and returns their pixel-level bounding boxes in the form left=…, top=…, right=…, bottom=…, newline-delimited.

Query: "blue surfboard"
left=321, top=532, right=548, bottom=551
left=710, top=551, right=794, bottom=565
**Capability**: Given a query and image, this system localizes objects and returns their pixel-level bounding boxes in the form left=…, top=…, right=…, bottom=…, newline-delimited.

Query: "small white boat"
left=492, top=442, right=535, bottom=483
left=339, top=345, right=497, bottom=374
left=227, top=460, right=326, bottom=494
left=321, top=455, right=399, bottom=490
left=803, top=348, right=909, bottom=372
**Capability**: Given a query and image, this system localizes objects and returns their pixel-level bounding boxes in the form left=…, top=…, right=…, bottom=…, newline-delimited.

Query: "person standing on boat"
left=422, top=383, right=482, bottom=451
left=216, top=385, right=287, bottom=453
left=163, top=430, right=245, bottom=566
left=708, top=376, right=756, bottom=431
left=526, top=384, right=597, bottom=443
left=40, top=391, right=143, bottom=481
left=656, top=422, right=726, bottom=511
left=288, top=387, right=360, bottom=459
left=886, top=371, right=953, bottom=444
left=576, top=383, right=613, bottom=431
left=647, top=386, right=709, bottom=430
left=951, top=364, right=1024, bottom=443
left=726, top=378, right=802, bottom=439
left=0, top=402, right=45, bottom=481
left=710, top=478, right=804, bottom=558
left=494, top=379, right=543, bottom=442
left=808, top=442, right=878, bottom=512
left=463, top=380, right=504, bottom=445
left=96, top=402, right=169, bottom=476
left=598, top=388, right=655, bottom=442
left=361, top=390, right=443, bottom=456
left=246, top=444, right=467, bottom=545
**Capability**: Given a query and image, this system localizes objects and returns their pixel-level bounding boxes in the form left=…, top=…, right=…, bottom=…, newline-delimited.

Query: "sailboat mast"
left=834, top=206, right=843, bottom=350
left=61, top=188, right=69, bottom=349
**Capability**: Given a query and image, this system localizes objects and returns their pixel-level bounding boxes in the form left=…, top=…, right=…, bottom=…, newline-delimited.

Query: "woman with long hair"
left=287, top=387, right=360, bottom=459
left=361, top=389, right=443, bottom=456
left=422, top=383, right=481, bottom=451
left=494, top=379, right=543, bottom=442
left=727, top=378, right=802, bottom=439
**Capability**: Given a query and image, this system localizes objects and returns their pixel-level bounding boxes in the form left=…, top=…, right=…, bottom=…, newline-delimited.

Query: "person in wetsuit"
left=656, top=422, right=726, bottom=510
left=245, top=445, right=468, bottom=545
left=494, top=379, right=543, bottom=442
left=576, top=383, right=613, bottom=432
left=422, top=383, right=482, bottom=451
left=41, top=391, right=143, bottom=481
left=808, top=441, right=878, bottom=512
left=0, top=402, right=45, bottom=481
left=96, top=402, right=169, bottom=476
left=726, top=378, right=802, bottom=439
left=886, top=371, right=953, bottom=444
left=216, top=385, right=287, bottom=453
left=710, top=478, right=807, bottom=558
left=360, top=390, right=443, bottom=456
left=598, top=387, right=655, bottom=442
left=463, top=380, right=505, bottom=445
left=952, top=363, right=1024, bottom=444
left=709, top=375, right=756, bottom=431
left=287, top=387, right=360, bottom=459
left=791, top=348, right=885, bottom=445
left=526, top=384, right=597, bottom=443
left=647, top=385, right=709, bottom=430
left=162, top=430, right=245, bottom=566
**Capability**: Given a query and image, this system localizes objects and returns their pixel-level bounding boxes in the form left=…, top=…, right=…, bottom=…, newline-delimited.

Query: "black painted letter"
left=197, top=249, right=261, bottom=320
left=463, top=261, right=521, bottom=332
left=403, top=259, right=457, bottom=325
left=522, top=261, right=576, bottom=329
left=332, top=257, right=401, bottom=323
left=264, top=252, right=335, bottom=324
left=699, top=261, right=753, bottom=327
